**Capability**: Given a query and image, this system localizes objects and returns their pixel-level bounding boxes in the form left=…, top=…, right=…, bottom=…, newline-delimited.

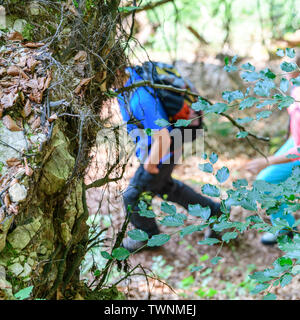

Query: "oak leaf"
left=23, top=42, right=45, bottom=48
left=74, top=51, right=87, bottom=62
left=31, top=116, right=41, bottom=130
left=2, top=115, right=22, bottom=131
left=7, top=31, right=24, bottom=41
left=6, top=158, right=22, bottom=167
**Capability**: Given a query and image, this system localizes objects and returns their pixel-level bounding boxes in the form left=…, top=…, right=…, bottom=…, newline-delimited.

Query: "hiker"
left=117, top=62, right=221, bottom=252
left=245, top=57, right=300, bottom=245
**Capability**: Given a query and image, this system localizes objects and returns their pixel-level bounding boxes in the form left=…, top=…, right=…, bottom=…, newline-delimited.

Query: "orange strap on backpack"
left=172, top=102, right=191, bottom=121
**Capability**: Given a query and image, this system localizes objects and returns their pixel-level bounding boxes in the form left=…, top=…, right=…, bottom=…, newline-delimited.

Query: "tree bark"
left=0, top=0, right=125, bottom=300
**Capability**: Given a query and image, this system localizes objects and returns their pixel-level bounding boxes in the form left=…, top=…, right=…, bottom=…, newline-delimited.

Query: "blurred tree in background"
left=129, top=0, right=300, bottom=61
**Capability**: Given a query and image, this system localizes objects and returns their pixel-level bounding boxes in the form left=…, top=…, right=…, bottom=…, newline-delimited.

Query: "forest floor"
left=83, top=59, right=300, bottom=300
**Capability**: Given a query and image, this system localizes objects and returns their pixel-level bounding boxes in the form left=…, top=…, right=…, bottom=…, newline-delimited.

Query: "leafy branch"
left=116, top=79, right=271, bottom=144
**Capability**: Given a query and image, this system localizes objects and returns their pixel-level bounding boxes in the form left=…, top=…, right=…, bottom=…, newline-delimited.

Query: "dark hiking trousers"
left=123, top=163, right=221, bottom=237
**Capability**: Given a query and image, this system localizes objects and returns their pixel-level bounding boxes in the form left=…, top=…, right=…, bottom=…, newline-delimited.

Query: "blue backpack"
left=134, top=61, right=203, bottom=129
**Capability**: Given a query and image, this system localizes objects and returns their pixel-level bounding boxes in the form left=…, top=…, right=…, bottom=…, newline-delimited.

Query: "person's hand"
left=245, top=158, right=268, bottom=174
left=143, top=162, right=159, bottom=174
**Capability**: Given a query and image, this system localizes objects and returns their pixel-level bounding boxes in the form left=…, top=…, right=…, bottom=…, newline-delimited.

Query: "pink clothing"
left=288, top=87, right=300, bottom=159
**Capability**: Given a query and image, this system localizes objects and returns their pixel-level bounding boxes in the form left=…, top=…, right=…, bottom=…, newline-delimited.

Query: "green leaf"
left=280, top=61, right=298, bottom=72
left=155, top=118, right=170, bottom=127
left=180, top=224, right=208, bottom=238
left=256, top=99, right=277, bottom=109
left=236, top=117, right=253, bottom=124
left=128, top=229, right=149, bottom=241
left=198, top=238, right=220, bottom=245
left=246, top=215, right=263, bottom=224
left=181, top=275, right=195, bottom=288
left=263, top=293, right=277, bottom=300
left=191, top=98, right=210, bottom=111
left=232, top=221, right=250, bottom=233
left=222, top=90, right=244, bottom=103
left=161, top=202, right=176, bottom=215
left=207, top=103, right=228, bottom=114
left=101, top=251, right=112, bottom=260
left=173, top=212, right=187, bottom=221
left=191, top=266, right=204, bottom=272
left=249, top=271, right=274, bottom=283
left=210, top=257, right=222, bottom=265
left=276, top=257, right=293, bottom=267
left=112, top=247, right=130, bottom=260
left=94, top=269, right=101, bottom=277
left=188, top=204, right=211, bottom=220
left=220, top=199, right=231, bottom=214
left=280, top=273, right=293, bottom=287
left=200, top=267, right=213, bottom=276
left=147, top=234, right=170, bottom=247
left=231, top=55, right=238, bottom=64
left=240, top=198, right=257, bottom=211
left=260, top=68, right=276, bottom=79
left=239, top=97, right=259, bottom=110
left=223, top=56, right=238, bottom=73
left=291, top=265, right=300, bottom=275
left=233, top=179, right=248, bottom=188
left=241, top=71, right=260, bottom=82
left=224, top=56, right=229, bottom=65
left=160, top=215, right=185, bottom=227
left=195, top=288, right=207, bottom=297
left=256, top=110, right=272, bottom=120
left=138, top=201, right=156, bottom=218
left=201, top=184, right=220, bottom=197
left=245, top=87, right=251, bottom=96
left=286, top=48, right=296, bottom=58
left=250, top=283, right=269, bottom=294
left=236, top=131, right=248, bottom=138
left=222, top=231, right=238, bottom=243
left=273, top=279, right=280, bottom=286
left=209, top=152, right=218, bottom=164
left=205, top=288, right=218, bottom=298
left=118, top=6, right=139, bottom=13
left=275, top=95, right=295, bottom=110
left=280, top=78, right=289, bottom=92
left=291, top=75, right=300, bottom=86
left=216, top=166, right=230, bottom=183
left=254, top=79, right=275, bottom=96
left=199, top=253, right=210, bottom=261
left=145, top=128, right=153, bottom=136
left=213, top=220, right=233, bottom=232
left=73, top=0, right=79, bottom=8
left=14, top=286, right=34, bottom=300
left=253, top=179, right=273, bottom=192
left=276, top=49, right=285, bottom=57
left=224, top=65, right=238, bottom=73
left=0, top=161, right=4, bottom=174
left=174, top=119, right=192, bottom=127
left=198, top=162, right=213, bottom=173
left=241, top=62, right=255, bottom=71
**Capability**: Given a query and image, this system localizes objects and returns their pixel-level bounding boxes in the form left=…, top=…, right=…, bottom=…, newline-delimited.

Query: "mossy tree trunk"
left=0, top=0, right=125, bottom=299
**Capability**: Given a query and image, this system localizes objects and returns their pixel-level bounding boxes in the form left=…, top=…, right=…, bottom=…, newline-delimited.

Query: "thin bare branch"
left=122, top=0, right=174, bottom=17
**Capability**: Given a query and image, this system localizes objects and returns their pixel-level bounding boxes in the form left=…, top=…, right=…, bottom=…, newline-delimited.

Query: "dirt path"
left=84, top=150, right=300, bottom=300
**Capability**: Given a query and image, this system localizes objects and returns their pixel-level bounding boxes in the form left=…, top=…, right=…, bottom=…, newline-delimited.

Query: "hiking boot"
left=121, top=237, right=147, bottom=253
left=261, top=232, right=278, bottom=245
left=261, top=230, right=295, bottom=246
